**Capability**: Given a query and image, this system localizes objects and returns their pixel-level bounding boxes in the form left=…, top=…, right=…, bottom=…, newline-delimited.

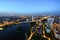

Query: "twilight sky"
left=0, top=0, right=60, bottom=15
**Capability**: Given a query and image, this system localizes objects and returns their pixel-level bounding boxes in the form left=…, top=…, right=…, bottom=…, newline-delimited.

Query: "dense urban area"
left=0, top=15, right=60, bottom=40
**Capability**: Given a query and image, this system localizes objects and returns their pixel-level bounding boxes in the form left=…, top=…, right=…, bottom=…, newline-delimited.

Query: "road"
left=0, top=16, right=50, bottom=40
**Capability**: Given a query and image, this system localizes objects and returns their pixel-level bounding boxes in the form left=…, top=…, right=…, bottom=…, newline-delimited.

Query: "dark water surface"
left=0, top=23, right=30, bottom=40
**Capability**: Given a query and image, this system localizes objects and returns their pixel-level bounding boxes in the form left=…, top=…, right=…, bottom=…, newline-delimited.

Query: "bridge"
left=0, top=16, right=53, bottom=40
left=0, top=16, right=50, bottom=30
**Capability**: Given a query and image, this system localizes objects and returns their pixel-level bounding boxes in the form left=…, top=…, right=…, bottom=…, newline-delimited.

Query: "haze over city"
left=0, top=0, right=60, bottom=40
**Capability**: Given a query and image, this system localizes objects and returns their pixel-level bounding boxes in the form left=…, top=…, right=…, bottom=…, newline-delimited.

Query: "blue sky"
left=0, top=0, right=60, bottom=15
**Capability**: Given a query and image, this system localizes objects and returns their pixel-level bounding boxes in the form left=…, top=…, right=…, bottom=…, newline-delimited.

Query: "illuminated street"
left=0, top=0, right=59, bottom=40
left=0, top=16, right=60, bottom=40
left=27, top=16, right=60, bottom=40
